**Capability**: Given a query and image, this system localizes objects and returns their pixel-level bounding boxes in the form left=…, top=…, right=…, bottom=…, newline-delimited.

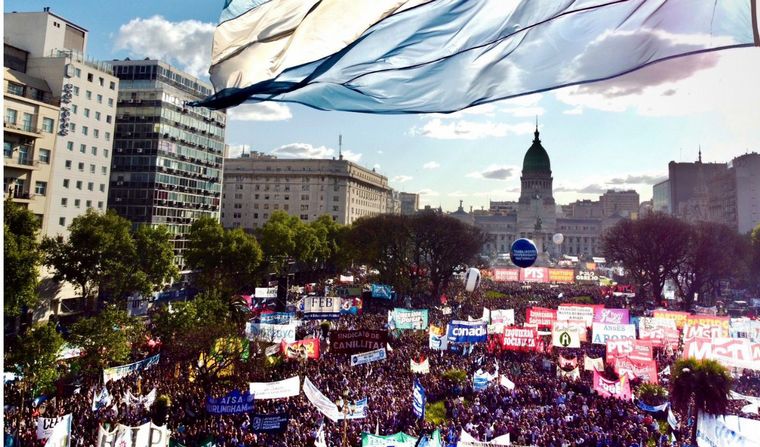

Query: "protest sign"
left=447, top=321, right=487, bottom=344
left=526, top=307, right=556, bottom=327
left=351, top=348, right=387, bottom=366
left=370, top=284, right=392, bottom=299
left=249, top=376, right=300, bottom=400
left=614, top=357, right=658, bottom=384
left=103, top=354, right=160, bottom=383
left=281, top=338, right=320, bottom=360
left=251, top=414, right=289, bottom=433
left=557, top=305, right=594, bottom=327
left=592, top=323, right=635, bottom=345
left=97, top=423, right=170, bottom=447
left=330, top=330, right=387, bottom=354
left=36, top=414, right=70, bottom=441
left=254, top=287, right=277, bottom=298
left=501, top=327, right=538, bottom=352
left=584, top=355, right=604, bottom=371
left=246, top=322, right=296, bottom=343
left=593, top=371, right=632, bottom=400
left=303, top=296, right=342, bottom=320
left=390, top=308, right=429, bottom=330
left=652, top=310, right=690, bottom=329
left=206, top=389, right=255, bottom=414
left=413, top=379, right=426, bottom=419
left=410, top=358, right=430, bottom=374
left=594, top=308, right=630, bottom=325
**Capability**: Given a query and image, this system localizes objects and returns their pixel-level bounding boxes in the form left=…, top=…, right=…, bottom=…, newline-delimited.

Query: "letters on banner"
left=447, top=321, right=487, bottom=344
left=254, top=287, right=277, bottom=298
left=696, top=412, right=760, bottom=447
left=592, top=323, right=635, bottom=345
left=389, top=308, right=429, bottom=330
left=558, top=356, right=577, bottom=369
left=42, top=415, right=71, bottom=447
left=614, top=357, right=658, bottom=384
left=303, top=296, right=342, bottom=320
left=206, top=389, right=255, bottom=414
left=683, top=315, right=730, bottom=342
left=584, top=355, right=604, bottom=371
left=103, top=354, right=160, bottom=383
left=97, top=423, right=170, bottom=447
left=351, top=348, right=387, bottom=366
left=281, top=338, right=320, bottom=360
left=594, top=308, right=630, bottom=325
left=251, top=414, right=289, bottom=433
left=652, top=310, right=690, bottom=329
left=501, top=327, right=538, bottom=352
left=526, top=307, right=556, bottom=327
left=552, top=323, right=581, bottom=348
left=330, top=330, right=387, bottom=354
left=683, top=337, right=760, bottom=371
left=593, top=371, right=632, bottom=400
left=36, top=414, right=71, bottom=441
left=246, top=322, right=296, bottom=343
left=459, top=429, right=511, bottom=447
left=557, top=305, right=594, bottom=327
left=410, top=358, right=430, bottom=374
left=249, top=376, right=300, bottom=400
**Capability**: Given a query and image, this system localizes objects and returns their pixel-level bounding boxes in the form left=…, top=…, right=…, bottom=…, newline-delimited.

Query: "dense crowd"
left=4, top=281, right=759, bottom=447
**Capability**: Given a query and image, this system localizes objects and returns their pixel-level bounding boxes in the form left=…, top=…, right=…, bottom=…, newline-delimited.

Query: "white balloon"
left=552, top=233, right=564, bottom=245
left=464, top=267, right=481, bottom=292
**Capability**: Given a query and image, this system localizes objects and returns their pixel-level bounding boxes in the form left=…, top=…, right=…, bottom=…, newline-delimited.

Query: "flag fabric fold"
left=197, top=0, right=757, bottom=113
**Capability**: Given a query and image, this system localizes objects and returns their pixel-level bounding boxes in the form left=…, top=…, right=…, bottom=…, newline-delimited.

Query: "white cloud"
left=423, top=161, right=440, bottom=170
left=448, top=191, right=469, bottom=197
left=466, top=164, right=518, bottom=180
left=563, top=106, right=583, bottom=115
left=607, top=174, right=666, bottom=185
left=227, top=103, right=292, bottom=121
left=373, top=163, right=381, bottom=170
left=342, top=150, right=362, bottom=162
left=226, top=144, right=250, bottom=158
left=271, top=143, right=334, bottom=159
left=392, top=175, right=413, bottom=184
left=410, top=118, right=534, bottom=140
left=417, top=188, right=440, bottom=196
left=114, top=16, right=215, bottom=79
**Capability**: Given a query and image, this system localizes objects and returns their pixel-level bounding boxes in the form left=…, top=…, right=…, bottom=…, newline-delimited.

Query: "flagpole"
left=752, top=0, right=759, bottom=46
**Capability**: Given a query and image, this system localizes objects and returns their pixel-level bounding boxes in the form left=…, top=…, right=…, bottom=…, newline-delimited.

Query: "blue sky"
left=6, top=0, right=760, bottom=210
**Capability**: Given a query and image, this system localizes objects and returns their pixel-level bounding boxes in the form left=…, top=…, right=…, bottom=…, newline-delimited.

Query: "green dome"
left=522, top=128, right=551, bottom=173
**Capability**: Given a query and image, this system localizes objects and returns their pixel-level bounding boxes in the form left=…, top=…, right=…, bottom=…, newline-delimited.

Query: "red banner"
left=501, top=327, right=539, bottom=352
left=280, top=338, right=320, bottom=360
left=614, top=357, right=658, bottom=384
left=652, top=310, right=690, bottom=329
left=593, top=371, right=632, bottom=400
left=683, top=315, right=730, bottom=342
left=526, top=307, right=557, bottom=327
left=519, top=267, right=549, bottom=283
left=492, top=268, right=519, bottom=282
left=683, top=337, right=759, bottom=370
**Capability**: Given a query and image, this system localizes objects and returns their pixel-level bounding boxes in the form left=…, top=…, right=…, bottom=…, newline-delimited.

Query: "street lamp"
left=335, top=390, right=357, bottom=447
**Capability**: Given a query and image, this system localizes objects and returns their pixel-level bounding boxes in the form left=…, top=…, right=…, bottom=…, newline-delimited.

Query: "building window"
left=61, top=198, right=68, bottom=207
left=98, top=201, right=103, bottom=209
left=99, top=184, right=105, bottom=192
left=78, top=162, right=84, bottom=171
left=39, top=149, right=51, bottom=163
left=105, top=132, right=110, bottom=141
left=82, top=126, right=88, bottom=136
left=98, top=77, right=104, bottom=87
left=85, top=90, right=92, bottom=99
left=301, top=194, right=309, bottom=200
left=86, top=200, right=92, bottom=208
left=74, top=68, right=81, bottom=77
left=5, top=109, right=17, bottom=124
left=300, top=204, right=309, bottom=211
left=101, top=166, right=107, bottom=175
left=67, top=141, right=74, bottom=151
left=90, top=164, right=95, bottom=174
left=59, top=217, right=66, bottom=226
left=42, top=118, right=54, bottom=133
left=73, top=86, right=79, bottom=96
left=65, top=160, right=72, bottom=169
left=91, top=146, right=97, bottom=156
left=76, top=180, right=82, bottom=189
left=109, top=81, right=115, bottom=90
left=283, top=204, right=289, bottom=211
left=106, top=115, right=111, bottom=123
left=97, top=94, right=103, bottom=103
left=79, top=144, right=86, bottom=153
left=34, top=181, right=47, bottom=196
left=108, top=98, right=113, bottom=107
left=69, top=122, right=76, bottom=132
left=21, top=113, right=33, bottom=131
left=74, top=199, right=81, bottom=208
left=300, top=214, right=308, bottom=220
left=87, top=182, right=94, bottom=191
left=104, top=148, right=109, bottom=158
left=93, top=129, right=99, bottom=138
left=84, top=108, right=90, bottom=117
left=63, top=179, right=70, bottom=188
left=71, top=104, right=78, bottom=114
left=7, top=82, right=24, bottom=96
left=87, top=73, right=93, bottom=82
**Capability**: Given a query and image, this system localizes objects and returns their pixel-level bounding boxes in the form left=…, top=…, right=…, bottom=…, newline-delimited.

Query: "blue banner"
left=206, top=390, right=254, bottom=414
left=637, top=401, right=669, bottom=413
left=473, top=370, right=494, bottom=392
left=251, top=414, right=289, bottom=433
left=371, top=284, right=392, bottom=300
left=446, top=321, right=487, bottom=344
left=259, top=312, right=294, bottom=325
left=413, top=379, right=426, bottom=420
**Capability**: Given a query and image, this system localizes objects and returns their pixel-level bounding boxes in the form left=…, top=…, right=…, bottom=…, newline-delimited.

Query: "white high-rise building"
left=5, top=8, right=119, bottom=238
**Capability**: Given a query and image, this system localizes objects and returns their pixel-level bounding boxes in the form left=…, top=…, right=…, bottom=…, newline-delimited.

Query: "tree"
left=602, top=213, right=691, bottom=303
left=671, top=222, right=750, bottom=306
left=4, top=199, right=42, bottom=318
left=747, top=224, right=760, bottom=293
left=5, top=322, right=64, bottom=397
left=42, top=210, right=178, bottom=311
left=308, top=215, right=347, bottom=273
left=348, top=214, right=415, bottom=293
left=671, top=358, right=732, bottom=443
left=69, top=305, right=141, bottom=373
left=184, top=216, right=263, bottom=293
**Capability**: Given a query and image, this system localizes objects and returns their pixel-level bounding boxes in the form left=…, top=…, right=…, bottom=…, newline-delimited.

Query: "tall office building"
left=5, top=8, right=119, bottom=237
left=108, top=59, right=226, bottom=268
left=399, top=192, right=419, bottom=215
left=599, top=189, right=640, bottom=218
left=221, top=153, right=389, bottom=230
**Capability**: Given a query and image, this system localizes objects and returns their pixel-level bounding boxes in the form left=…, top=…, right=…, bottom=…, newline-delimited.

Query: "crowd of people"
left=4, top=280, right=759, bottom=447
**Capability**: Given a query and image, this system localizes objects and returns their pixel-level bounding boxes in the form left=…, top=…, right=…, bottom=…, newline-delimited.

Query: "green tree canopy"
left=4, top=199, right=43, bottom=317
left=69, top=305, right=141, bottom=373
left=184, top=216, right=263, bottom=293
left=42, top=210, right=178, bottom=310
left=671, top=357, right=732, bottom=443
left=5, top=322, right=64, bottom=397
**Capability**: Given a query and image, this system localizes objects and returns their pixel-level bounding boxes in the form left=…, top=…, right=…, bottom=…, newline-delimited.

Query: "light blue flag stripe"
left=197, top=0, right=758, bottom=112
left=219, top=0, right=273, bottom=23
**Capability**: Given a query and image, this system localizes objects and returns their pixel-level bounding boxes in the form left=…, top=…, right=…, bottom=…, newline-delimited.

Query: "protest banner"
left=413, top=379, right=426, bottom=418
left=45, top=415, right=71, bottom=447
left=652, top=310, right=690, bottom=329
left=526, top=307, right=557, bottom=327
left=558, top=356, right=577, bottom=369
left=557, top=367, right=580, bottom=381
left=557, top=305, right=595, bottom=327
left=696, top=412, right=760, bottom=447
left=360, top=430, right=442, bottom=447
left=410, top=358, right=430, bottom=374
left=683, top=337, right=759, bottom=370
left=281, top=338, right=320, bottom=361
left=249, top=376, right=300, bottom=400
left=594, top=308, right=630, bottom=325
left=206, top=389, right=255, bottom=414
left=584, top=355, right=604, bottom=372
left=36, top=414, right=70, bottom=441
left=246, top=322, right=296, bottom=343
left=552, top=326, right=581, bottom=348
left=254, top=287, right=277, bottom=298
left=351, top=348, right=387, bottom=366
left=501, top=326, right=538, bottom=352
left=251, top=414, right=289, bottom=433
left=520, top=267, right=548, bottom=282
left=97, top=423, right=170, bottom=447
left=447, top=321, right=487, bottom=344
left=370, top=284, right=392, bottom=299
left=103, top=354, right=160, bottom=383
left=553, top=320, right=587, bottom=342
left=329, top=330, right=387, bottom=354
left=260, top=312, right=295, bottom=325
left=593, top=371, right=632, bottom=400
left=614, top=357, right=658, bottom=384
left=499, top=375, right=515, bottom=390
left=683, top=315, right=730, bottom=341
left=547, top=268, right=575, bottom=284
left=491, top=268, right=519, bottom=282
left=303, top=296, right=342, bottom=319
left=592, top=323, right=635, bottom=345
left=125, top=389, right=156, bottom=410
left=389, top=308, right=429, bottom=330
left=459, top=429, right=511, bottom=447
left=473, top=369, right=496, bottom=391
left=490, top=309, right=515, bottom=326
left=605, top=339, right=635, bottom=365
left=303, top=377, right=342, bottom=422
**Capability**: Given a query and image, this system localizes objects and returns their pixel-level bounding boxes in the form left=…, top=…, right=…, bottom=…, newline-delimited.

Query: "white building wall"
left=4, top=11, right=87, bottom=58
left=734, top=154, right=760, bottom=234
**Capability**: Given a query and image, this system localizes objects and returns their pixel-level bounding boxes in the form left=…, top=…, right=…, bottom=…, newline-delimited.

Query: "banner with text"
left=501, top=326, right=539, bottom=352
left=557, top=305, right=595, bottom=327
left=206, top=389, right=254, bottom=414
left=390, top=308, right=429, bottom=330
left=303, top=297, right=342, bottom=320
left=592, top=323, right=636, bottom=345
left=330, top=330, right=387, bottom=354
left=281, top=338, right=320, bottom=361
left=246, top=322, right=296, bottom=343
left=351, top=348, right=387, bottom=367
left=652, top=310, right=690, bottom=329
left=593, top=371, right=632, bottom=400
left=96, top=423, right=170, bottom=447
left=36, top=414, right=70, bottom=441
left=615, top=357, right=658, bottom=384
left=103, top=354, right=160, bottom=383
left=249, top=376, right=300, bottom=400
left=594, top=308, right=630, bottom=325
left=526, top=307, right=557, bottom=327
left=251, top=414, right=289, bottom=433
left=447, top=321, right=487, bottom=344
left=683, top=337, right=760, bottom=371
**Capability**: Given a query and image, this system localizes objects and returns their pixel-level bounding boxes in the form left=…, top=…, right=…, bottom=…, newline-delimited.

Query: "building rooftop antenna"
left=338, top=134, right=343, bottom=160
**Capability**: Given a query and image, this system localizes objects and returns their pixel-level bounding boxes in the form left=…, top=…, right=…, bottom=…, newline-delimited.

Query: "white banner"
left=303, top=377, right=341, bottom=422
left=103, top=354, right=160, bottom=383
left=459, top=429, right=511, bottom=446
left=249, top=376, right=301, bottom=400
left=696, top=412, right=760, bottom=447
left=499, top=375, right=515, bottom=390
left=254, top=287, right=277, bottom=298
left=592, top=323, right=636, bottom=345
left=351, top=348, right=386, bottom=367
left=245, top=322, right=296, bottom=343
left=303, top=296, right=342, bottom=319
left=552, top=322, right=582, bottom=348
left=410, top=358, right=430, bottom=374
left=125, top=389, right=156, bottom=410
left=557, top=305, right=594, bottom=327
left=97, top=423, right=170, bottom=447
left=36, top=414, right=70, bottom=441
left=46, top=415, right=71, bottom=447
left=490, top=309, right=515, bottom=326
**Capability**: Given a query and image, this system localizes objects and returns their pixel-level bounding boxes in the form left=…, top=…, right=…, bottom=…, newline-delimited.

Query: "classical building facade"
left=450, top=127, right=624, bottom=260
left=221, top=154, right=389, bottom=229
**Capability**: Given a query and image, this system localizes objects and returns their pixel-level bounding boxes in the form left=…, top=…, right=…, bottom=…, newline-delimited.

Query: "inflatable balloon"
left=464, top=267, right=481, bottom=292
left=552, top=233, right=564, bottom=245
left=510, top=238, right=538, bottom=268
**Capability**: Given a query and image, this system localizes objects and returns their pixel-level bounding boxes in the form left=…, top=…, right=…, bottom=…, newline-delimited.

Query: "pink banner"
left=558, top=356, right=578, bottom=369
left=652, top=310, right=690, bottom=329
left=594, top=308, right=630, bottom=325
left=492, top=268, right=519, bottom=282
left=593, top=371, right=632, bottom=400
left=526, top=307, right=557, bottom=327
left=519, top=267, right=549, bottom=283
left=614, top=357, right=658, bottom=384
left=683, top=337, right=759, bottom=370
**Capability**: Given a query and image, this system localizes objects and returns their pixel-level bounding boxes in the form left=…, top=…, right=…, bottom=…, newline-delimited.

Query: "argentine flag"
left=197, top=0, right=758, bottom=113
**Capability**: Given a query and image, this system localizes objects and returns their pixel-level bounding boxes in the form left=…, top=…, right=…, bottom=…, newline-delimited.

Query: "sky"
left=5, top=0, right=760, bottom=211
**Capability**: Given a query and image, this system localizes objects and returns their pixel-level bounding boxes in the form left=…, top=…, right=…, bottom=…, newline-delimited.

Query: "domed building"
left=449, top=126, right=632, bottom=262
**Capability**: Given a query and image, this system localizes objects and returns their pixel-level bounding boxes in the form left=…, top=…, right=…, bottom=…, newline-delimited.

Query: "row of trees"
left=602, top=212, right=760, bottom=304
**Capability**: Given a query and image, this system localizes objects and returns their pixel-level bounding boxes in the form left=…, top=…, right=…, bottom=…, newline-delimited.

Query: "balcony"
left=4, top=121, right=43, bottom=138
left=4, top=85, right=56, bottom=106
left=6, top=190, right=34, bottom=202
left=4, top=153, right=39, bottom=170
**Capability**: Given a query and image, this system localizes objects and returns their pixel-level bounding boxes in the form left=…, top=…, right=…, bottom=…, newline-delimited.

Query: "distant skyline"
left=6, top=1, right=760, bottom=211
